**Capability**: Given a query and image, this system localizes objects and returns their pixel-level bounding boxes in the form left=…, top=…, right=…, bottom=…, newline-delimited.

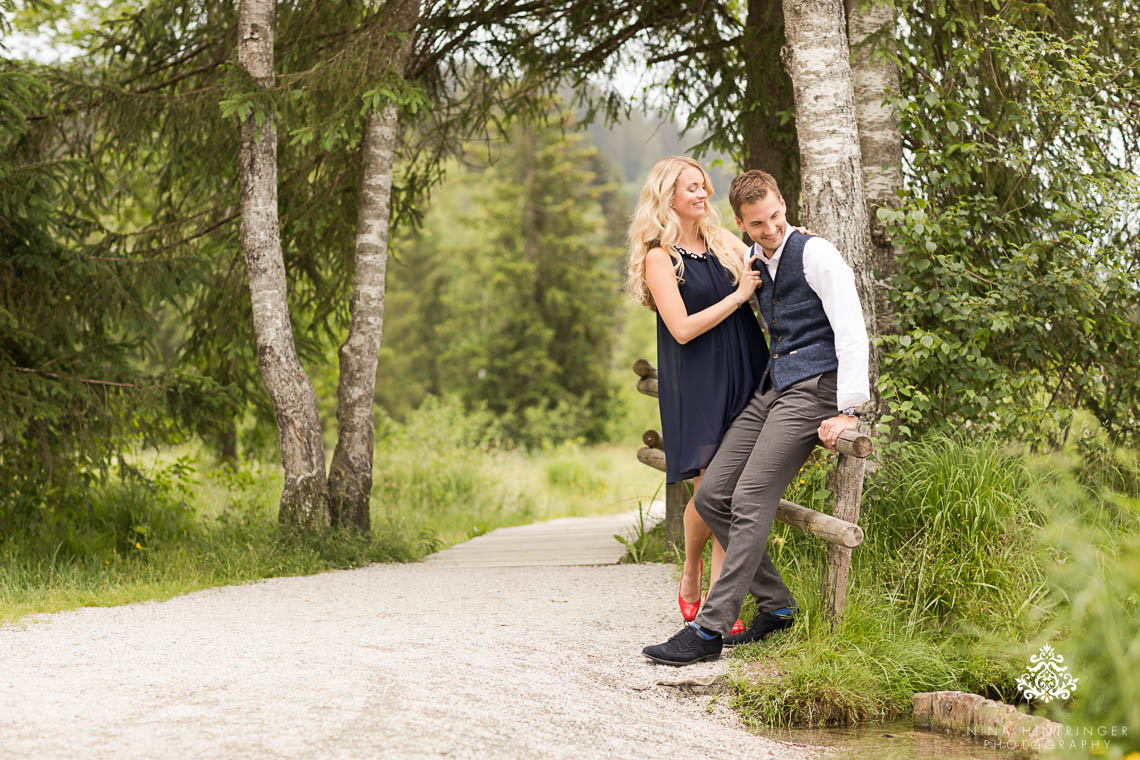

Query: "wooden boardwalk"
left=422, top=502, right=665, bottom=568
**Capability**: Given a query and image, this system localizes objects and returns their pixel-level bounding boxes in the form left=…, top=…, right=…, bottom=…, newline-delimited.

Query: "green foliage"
left=865, top=437, right=1046, bottom=632
left=1, top=400, right=661, bottom=621
left=0, top=42, right=225, bottom=534
left=727, top=434, right=1140, bottom=730
left=882, top=6, right=1140, bottom=446
left=437, top=104, right=621, bottom=446
left=534, top=2, right=798, bottom=209
left=613, top=501, right=666, bottom=565
left=1026, top=450, right=1140, bottom=757
left=378, top=101, right=622, bottom=447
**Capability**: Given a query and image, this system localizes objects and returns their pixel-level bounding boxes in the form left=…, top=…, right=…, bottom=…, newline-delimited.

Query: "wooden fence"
left=633, top=358, right=872, bottom=624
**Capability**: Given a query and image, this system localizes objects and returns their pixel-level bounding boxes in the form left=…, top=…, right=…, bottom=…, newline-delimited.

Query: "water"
left=762, top=720, right=1016, bottom=759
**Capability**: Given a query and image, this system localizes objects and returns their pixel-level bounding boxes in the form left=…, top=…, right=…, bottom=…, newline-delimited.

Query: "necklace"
left=672, top=244, right=707, bottom=261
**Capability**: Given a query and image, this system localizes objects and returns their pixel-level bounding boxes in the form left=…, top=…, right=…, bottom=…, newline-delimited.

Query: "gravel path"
left=0, top=523, right=820, bottom=759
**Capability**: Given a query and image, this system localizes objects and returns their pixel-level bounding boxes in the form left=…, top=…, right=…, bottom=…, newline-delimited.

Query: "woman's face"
left=671, top=166, right=708, bottom=222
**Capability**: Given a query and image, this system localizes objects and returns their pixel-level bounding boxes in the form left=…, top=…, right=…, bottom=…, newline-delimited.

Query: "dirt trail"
left=0, top=513, right=819, bottom=759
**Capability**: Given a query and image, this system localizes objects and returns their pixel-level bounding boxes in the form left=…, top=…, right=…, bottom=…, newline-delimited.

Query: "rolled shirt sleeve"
left=802, top=237, right=870, bottom=411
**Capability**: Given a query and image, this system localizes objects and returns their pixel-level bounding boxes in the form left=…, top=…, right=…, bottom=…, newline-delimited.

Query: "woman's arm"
left=646, top=247, right=759, bottom=345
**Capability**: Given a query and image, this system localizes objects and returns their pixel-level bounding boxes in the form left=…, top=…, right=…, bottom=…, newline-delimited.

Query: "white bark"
left=327, top=104, right=398, bottom=531
left=237, top=0, right=329, bottom=530
left=847, top=0, right=903, bottom=335
left=326, top=0, right=420, bottom=531
left=782, top=0, right=880, bottom=417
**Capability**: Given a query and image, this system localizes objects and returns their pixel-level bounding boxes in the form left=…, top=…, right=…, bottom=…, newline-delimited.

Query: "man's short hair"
left=729, top=170, right=783, bottom=217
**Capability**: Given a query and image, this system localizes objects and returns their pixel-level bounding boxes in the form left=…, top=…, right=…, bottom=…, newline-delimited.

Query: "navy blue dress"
left=656, top=245, right=769, bottom=483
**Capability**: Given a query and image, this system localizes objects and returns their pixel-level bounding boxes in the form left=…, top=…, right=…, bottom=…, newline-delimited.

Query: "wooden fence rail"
left=632, top=359, right=872, bottom=625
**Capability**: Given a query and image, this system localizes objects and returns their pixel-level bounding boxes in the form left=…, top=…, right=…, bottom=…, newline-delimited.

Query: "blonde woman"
left=626, top=156, right=766, bottom=634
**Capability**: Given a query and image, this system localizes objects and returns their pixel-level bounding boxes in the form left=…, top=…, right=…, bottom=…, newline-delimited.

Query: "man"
left=642, top=170, right=870, bottom=666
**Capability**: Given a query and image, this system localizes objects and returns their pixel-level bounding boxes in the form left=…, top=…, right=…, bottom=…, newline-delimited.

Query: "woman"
left=625, top=156, right=767, bottom=633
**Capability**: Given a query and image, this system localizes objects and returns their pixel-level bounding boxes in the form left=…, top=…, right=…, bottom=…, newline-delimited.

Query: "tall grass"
left=0, top=396, right=659, bottom=623
left=865, top=438, right=1046, bottom=637
left=1028, top=449, right=1140, bottom=759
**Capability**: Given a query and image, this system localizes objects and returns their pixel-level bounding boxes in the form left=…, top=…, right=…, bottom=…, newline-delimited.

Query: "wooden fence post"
left=822, top=424, right=870, bottom=628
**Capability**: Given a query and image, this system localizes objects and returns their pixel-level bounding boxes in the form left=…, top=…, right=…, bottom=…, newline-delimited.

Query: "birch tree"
left=846, top=0, right=903, bottom=334
left=781, top=0, right=880, bottom=417
left=782, top=0, right=880, bottom=626
left=327, top=0, right=420, bottom=531
left=236, top=0, right=329, bottom=530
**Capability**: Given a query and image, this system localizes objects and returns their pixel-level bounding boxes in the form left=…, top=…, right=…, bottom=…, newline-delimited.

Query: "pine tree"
left=0, top=4, right=221, bottom=536
left=438, top=103, right=621, bottom=446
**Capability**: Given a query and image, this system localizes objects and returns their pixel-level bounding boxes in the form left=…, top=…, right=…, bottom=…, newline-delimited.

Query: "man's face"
left=735, top=194, right=787, bottom=256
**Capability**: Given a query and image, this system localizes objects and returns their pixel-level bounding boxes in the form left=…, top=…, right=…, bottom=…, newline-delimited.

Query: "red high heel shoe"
left=730, top=618, right=745, bottom=636
left=678, top=558, right=703, bottom=622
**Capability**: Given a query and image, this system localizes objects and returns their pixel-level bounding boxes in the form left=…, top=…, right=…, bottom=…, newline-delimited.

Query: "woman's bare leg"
left=681, top=473, right=733, bottom=622
left=680, top=473, right=707, bottom=603
left=708, top=534, right=726, bottom=597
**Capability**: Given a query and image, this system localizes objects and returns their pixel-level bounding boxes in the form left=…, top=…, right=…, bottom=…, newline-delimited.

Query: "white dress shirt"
left=751, top=229, right=870, bottom=411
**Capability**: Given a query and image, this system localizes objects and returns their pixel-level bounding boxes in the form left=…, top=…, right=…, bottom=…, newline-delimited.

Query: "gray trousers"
left=693, top=371, right=839, bottom=635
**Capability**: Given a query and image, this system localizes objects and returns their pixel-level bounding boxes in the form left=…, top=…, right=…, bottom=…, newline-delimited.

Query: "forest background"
left=1, top=0, right=1139, bottom=753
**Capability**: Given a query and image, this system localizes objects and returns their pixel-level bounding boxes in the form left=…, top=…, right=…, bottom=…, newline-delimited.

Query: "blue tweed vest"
left=754, top=230, right=838, bottom=391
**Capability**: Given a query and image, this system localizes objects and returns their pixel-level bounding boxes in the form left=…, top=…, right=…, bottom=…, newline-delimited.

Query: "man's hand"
left=817, top=414, right=860, bottom=451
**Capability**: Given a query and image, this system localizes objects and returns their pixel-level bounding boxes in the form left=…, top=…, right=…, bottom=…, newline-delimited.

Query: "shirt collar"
left=751, top=226, right=792, bottom=267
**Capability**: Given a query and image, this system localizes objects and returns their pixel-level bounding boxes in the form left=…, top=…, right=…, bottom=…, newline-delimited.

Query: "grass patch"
left=616, top=499, right=676, bottom=565
left=726, top=435, right=1139, bottom=737
left=0, top=397, right=660, bottom=624
left=0, top=461, right=423, bottom=623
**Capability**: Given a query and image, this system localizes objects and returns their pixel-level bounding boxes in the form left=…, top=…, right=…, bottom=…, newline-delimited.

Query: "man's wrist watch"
left=840, top=406, right=861, bottom=418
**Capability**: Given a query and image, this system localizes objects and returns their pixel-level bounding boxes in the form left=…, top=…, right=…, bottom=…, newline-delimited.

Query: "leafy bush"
left=883, top=12, right=1140, bottom=446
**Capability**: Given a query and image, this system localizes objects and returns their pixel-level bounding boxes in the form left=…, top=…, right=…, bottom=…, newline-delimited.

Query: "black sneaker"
left=642, top=625, right=722, bottom=666
left=722, top=610, right=795, bottom=648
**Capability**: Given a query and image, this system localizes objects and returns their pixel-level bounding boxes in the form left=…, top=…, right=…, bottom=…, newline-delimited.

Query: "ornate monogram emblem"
left=1016, top=644, right=1079, bottom=703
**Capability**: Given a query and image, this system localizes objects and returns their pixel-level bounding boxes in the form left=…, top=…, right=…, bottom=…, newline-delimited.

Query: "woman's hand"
left=733, top=255, right=761, bottom=305
left=794, top=225, right=817, bottom=236
left=647, top=246, right=760, bottom=344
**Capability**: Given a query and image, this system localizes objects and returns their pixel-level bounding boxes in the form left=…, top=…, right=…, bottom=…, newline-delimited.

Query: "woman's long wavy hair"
left=625, top=156, right=744, bottom=310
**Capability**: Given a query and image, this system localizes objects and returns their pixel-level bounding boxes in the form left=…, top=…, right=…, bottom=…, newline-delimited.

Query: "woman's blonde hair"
left=625, top=156, right=744, bottom=309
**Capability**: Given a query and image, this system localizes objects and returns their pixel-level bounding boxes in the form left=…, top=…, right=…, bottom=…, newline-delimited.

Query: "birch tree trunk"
left=783, top=0, right=879, bottom=628
left=781, top=0, right=880, bottom=419
left=326, top=104, right=399, bottom=531
left=236, top=0, right=329, bottom=531
left=326, top=0, right=420, bottom=530
left=847, top=0, right=903, bottom=336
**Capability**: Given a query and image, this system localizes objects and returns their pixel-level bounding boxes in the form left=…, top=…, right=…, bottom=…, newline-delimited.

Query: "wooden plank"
left=642, top=429, right=663, bottom=450
left=636, top=447, right=666, bottom=471
left=636, top=377, right=658, bottom=398
left=775, top=499, right=864, bottom=549
left=834, top=429, right=873, bottom=458
left=632, top=359, right=657, bottom=379
left=423, top=506, right=665, bottom=567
